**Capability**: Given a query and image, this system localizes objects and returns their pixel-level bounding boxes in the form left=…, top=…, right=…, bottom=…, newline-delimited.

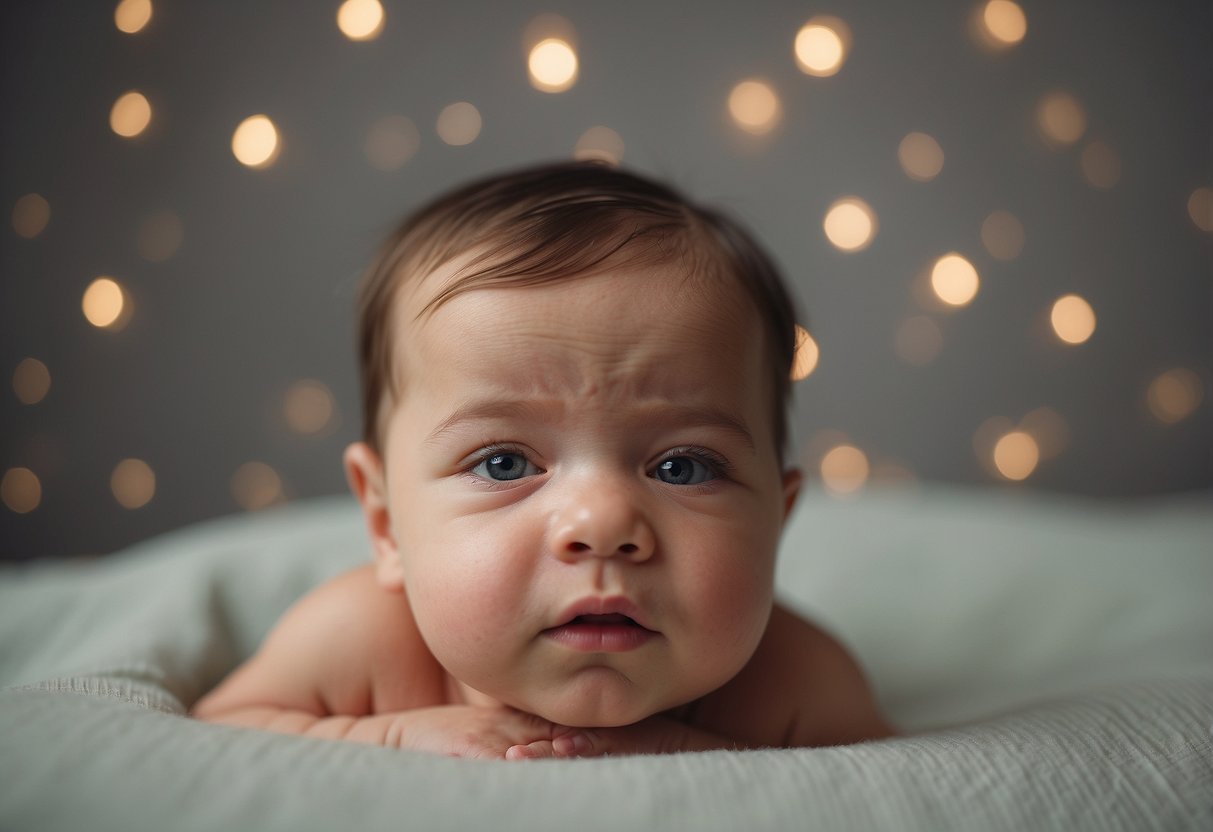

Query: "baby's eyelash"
left=659, top=446, right=734, bottom=477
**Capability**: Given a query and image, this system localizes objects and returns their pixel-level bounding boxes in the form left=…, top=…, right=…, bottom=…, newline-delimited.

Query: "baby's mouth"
left=543, top=611, right=657, bottom=652
left=566, top=613, right=643, bottom=628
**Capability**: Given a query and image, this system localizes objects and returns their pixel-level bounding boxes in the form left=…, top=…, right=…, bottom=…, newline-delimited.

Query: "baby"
left=192, top=161, right=893, bottom=758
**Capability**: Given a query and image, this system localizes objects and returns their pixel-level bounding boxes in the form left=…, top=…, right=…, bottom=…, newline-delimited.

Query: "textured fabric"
left=1, top=486, right=1211, bottom=831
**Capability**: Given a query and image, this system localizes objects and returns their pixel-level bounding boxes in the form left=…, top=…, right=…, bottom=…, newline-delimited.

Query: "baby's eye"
left=471, top=451, right=542, bottom=482
left=652, top=455, right=716, bottom=486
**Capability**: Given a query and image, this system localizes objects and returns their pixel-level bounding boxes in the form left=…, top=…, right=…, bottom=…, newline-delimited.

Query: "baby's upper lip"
left=552, top=596, right=655, bottom=631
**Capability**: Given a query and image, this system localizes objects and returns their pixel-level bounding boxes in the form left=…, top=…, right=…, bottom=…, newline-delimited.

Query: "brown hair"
left=356, top=160, right=800, bottom=456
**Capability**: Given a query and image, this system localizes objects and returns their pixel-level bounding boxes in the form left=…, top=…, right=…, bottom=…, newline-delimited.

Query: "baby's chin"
left=503, top=681, right=695, bottom=729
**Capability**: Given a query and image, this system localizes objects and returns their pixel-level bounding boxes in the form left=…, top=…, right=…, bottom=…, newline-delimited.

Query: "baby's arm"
left=192, top=566, right=590, bottom=758
left=688, top=603, right=895, bottom=748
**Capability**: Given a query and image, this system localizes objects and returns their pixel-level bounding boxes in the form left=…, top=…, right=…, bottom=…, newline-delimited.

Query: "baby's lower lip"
left=543, top=617, right=655, bottom=652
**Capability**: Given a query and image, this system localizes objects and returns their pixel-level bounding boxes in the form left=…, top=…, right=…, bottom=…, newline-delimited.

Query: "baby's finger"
left=505, top=741, right=556, bottom=761
left=551, top=731, right=597, bottom=758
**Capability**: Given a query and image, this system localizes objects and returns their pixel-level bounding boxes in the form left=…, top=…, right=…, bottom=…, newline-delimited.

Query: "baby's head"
left=345, top=161, right=804, bottom=727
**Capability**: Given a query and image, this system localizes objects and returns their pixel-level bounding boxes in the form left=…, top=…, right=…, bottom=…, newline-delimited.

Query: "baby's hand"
left=385, top=705, right=592, bottom=760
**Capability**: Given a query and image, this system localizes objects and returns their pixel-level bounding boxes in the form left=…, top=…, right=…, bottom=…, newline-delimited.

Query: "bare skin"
left=192, top=565, right=893, bottom=757
left=193, top=259, right=894, bottom=758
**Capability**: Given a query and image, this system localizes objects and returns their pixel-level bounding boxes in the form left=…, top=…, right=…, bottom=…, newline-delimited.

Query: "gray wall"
left=2, top=0, right=1210, bottom=559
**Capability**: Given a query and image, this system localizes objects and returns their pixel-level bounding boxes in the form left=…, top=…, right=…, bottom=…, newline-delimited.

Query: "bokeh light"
left=13, top=358, right=51, bottom=405
left=1188, top=188, right=1213, bottom=233
left=82, top=277, right=130, bottom=330
left=930, top=254, right=980, bottom=306
left=1, top=467, right=41, bottom=514
left=1050, top=294, right=1096, bottom=344
left=981, top=210, right=1025, bottom=261
left=528, top=38, right=578, bottom=92
left=790, top=325, right=819, bottom=380
left=336, top=0, right=384, bottom=41
left=823, top=197, right=877, bottom=252
left=1080, top=141, right=1121, bottom=189
left=111, top=458, right=156, bottom=509
left=727, top=79, right=781, bottom=136
left=1147, top=369, right=1203, bottom=424
left=793, top=17, right=851, bottom=77
left=12, top=193, right=51, bottom=239
left=436, top=102, right=482, bottom=146
left=1036, top=91, right=1086, bottom=147
left=110, top=91, right=152, bottom=138
left=894, top=316, right=943, bottom=366
left=573, top=126, right=625, bottom=165
left=231, top=461, right=285, bottom=510
left=283, top=379, right=338, bottom=435
left=820, top=444, right=870, bottom=496
left=114, top=0, right=153, bottom=34
left=898, top=132, right=945, bottom=182
left=1019, top=406, right=1069, bottom=460
left=232, top=115, right=280, bottom=168
left=136, top=210, right=183, bottom=262
left=980, top=0, right=1027, bottom=47
left=993, top=430, right=1039, bottom=480
left=365, top=115, right=420, bottom=171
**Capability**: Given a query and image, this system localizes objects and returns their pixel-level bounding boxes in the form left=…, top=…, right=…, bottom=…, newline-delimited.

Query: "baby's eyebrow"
left=426, top=398, right=755, bottom=451
left=425, top=399, right=548, bottom=444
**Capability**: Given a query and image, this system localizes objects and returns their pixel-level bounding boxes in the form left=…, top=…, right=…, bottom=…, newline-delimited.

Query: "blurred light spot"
left=232, top=115, right=280, bottom=168
left=336, top=0, right=384, bottom=41
left=284, top=379, right=338, bottom=435
left=12, top=193, right=51, bottom=239
left=894, top=316, right=943, bottom=366
left=823, top=197, right=877, bottom=252
left=365, top=115, right=420, bottom=171
left=231, top=461, right=284, bottom=511
left=13, top=358, right=51, bottom=405
left=528, top=38, right=578, bottom=93
left=1188, top=187, right=1213, bottom=233
left=992, top=430, right=1039, bottom=480
left=136, top=210, right=183, bottom=262
left=436, top=102, right=482, bottom=146
left=981, top=0, right=1027, bottom=46
left=1050, top=294, right=1096, bottom=344
left=728, top=79, right=781, bottom=136
left=115, top=0, right=153, bottom=34
left=1147, top=369, right=1203, bottom=424
left=930, top=254, right=980, bottom=306
left=898, top=132, right=945, bottom=182
left=1, top=467, right=41, bottom=514
left=82, top=277, right=131, bottom=330
left=1036, top=91, right=1086, bottom=147
left=981, top=210, right=1025, bottom=261
left=1080, top=141, right=1121, bottom=189
left=973, top=415, right=1013, bottom=477
left=111, top=458, right=155, bottom=509
left=790, top=325, right=819, bottom=380
left=573, top=126, right=625, bottom=165
left=820, top=444, right=869, bottom=496
left=1018, top=406, right=1069, bottom=460
left=793, top=17, right=850, bottom=77
left=110, top=91, right=152, bottom=138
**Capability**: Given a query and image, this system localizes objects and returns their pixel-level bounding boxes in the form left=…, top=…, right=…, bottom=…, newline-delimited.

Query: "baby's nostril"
left=568, top=542, right=590, bottom=553
left=619, top=543, right=638, bottom=554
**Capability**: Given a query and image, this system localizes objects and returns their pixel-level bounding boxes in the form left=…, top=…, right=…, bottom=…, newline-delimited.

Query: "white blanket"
left=2, top=485, right=1211, bottom=831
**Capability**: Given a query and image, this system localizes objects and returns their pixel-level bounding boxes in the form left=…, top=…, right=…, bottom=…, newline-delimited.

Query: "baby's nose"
left=549, top=490, right=655, bottom=563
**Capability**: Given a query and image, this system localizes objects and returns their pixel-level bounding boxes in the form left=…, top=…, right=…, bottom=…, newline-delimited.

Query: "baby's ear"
left=781, top=466, right=803, bottom=523
left=343, top=442, right=405, bottom=592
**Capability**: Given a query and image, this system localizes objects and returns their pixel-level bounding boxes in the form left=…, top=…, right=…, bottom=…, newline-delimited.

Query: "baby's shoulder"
left=691, top=602, right=893, bottom=747
left=273, top=564, right=446, bottom=714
